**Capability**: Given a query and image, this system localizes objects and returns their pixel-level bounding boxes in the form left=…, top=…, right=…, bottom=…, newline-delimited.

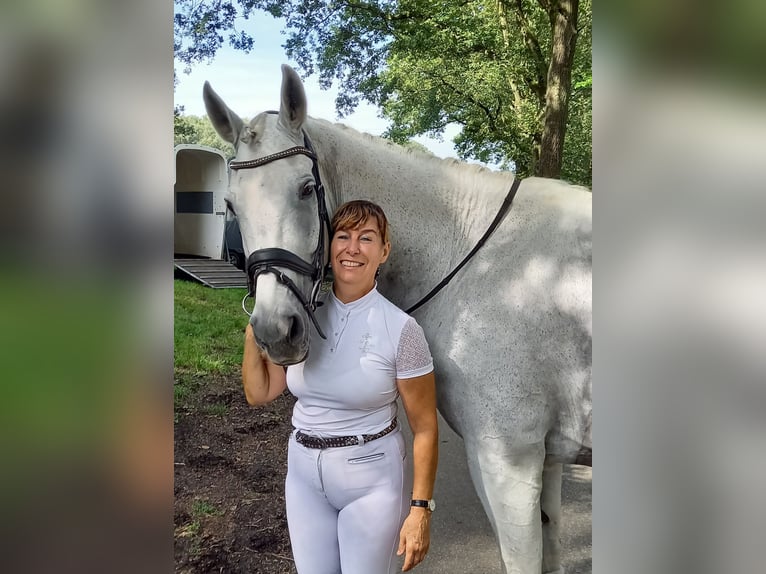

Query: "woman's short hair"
left=331, top=200, right=390, bottom=245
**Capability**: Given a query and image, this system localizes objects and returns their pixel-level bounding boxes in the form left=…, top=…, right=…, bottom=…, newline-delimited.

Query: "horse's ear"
left=278, top=64, right=307, bottom=134
left=203, top=81, right=244, bottom=146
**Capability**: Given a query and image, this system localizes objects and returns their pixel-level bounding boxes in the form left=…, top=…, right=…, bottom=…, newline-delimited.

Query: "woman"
left=242, top=200, right=439, bottom=573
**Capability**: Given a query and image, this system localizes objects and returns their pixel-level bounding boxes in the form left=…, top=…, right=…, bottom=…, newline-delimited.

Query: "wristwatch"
left=411, top=499, right=436, bottom=512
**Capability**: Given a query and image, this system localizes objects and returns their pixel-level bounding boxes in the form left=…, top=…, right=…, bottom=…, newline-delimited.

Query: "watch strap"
left=411, top=499, right=435, bottom=511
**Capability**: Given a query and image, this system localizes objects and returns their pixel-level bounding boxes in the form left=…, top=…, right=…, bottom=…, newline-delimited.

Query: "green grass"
left=201, top=402, right=229, bottom=417
left=174, top=280, right=248, bottom=407
left=178, top=499, right=223, bottom=546
left=191, top=499, right=222, bottom=518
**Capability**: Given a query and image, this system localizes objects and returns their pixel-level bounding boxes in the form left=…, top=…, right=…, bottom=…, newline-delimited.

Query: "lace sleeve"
left=395, top=318, right=434, bottom=378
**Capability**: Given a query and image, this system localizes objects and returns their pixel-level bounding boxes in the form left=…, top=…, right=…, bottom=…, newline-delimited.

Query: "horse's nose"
left=249, top=311, right=308, bottom=365
left=250, top=311, right=305, bottom=346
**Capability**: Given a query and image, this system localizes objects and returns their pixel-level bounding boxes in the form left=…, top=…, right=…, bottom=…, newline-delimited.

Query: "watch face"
left=428, top=499, right=436, bottom=512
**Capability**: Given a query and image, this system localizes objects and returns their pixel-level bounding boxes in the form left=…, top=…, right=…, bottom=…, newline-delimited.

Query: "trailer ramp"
left=174, top=258, right=248, bottom=289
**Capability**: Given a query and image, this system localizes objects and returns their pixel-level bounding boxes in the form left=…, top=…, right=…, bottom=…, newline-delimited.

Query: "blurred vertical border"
left=0, top=1, right=173, bottom=572
left=598, top=1, right=766, bottom=574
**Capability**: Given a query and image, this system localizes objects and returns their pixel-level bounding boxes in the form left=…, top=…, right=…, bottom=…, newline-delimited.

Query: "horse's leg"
left=541, top=460, right=563, bottom=574
left=464, top=437, right=546, bottom=574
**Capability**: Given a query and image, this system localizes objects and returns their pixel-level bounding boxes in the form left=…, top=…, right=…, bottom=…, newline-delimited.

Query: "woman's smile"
left=340, top=260, right=364, bottom=268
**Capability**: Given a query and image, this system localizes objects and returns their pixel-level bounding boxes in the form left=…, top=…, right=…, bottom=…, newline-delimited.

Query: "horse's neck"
left=307, top=118, right=515, bottom=307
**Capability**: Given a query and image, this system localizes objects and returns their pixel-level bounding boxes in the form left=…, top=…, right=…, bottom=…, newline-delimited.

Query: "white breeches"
left=285, top=430, right=410, bottom=574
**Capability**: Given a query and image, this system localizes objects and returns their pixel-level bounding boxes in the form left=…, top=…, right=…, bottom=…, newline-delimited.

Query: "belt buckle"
left=317, top=436, right=328, bottom=449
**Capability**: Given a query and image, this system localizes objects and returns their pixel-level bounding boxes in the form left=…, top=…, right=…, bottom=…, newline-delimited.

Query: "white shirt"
left=286, top=286, right=434, bottom=436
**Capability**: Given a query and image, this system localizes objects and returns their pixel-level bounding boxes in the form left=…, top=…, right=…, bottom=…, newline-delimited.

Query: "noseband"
left=230, top=128, right=332, bottom=340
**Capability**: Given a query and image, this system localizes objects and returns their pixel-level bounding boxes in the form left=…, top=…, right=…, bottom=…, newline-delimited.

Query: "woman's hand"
left=242, top=323, right=287, bottom=405
left=397, top=508, right=431, bottom=571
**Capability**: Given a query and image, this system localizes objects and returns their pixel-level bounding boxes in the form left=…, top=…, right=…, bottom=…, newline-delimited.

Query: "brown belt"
left=294, top=418, right=398, bottom=449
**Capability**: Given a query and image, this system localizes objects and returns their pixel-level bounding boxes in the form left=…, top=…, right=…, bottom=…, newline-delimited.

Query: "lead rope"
left=406, top=177, right=522, bottom=314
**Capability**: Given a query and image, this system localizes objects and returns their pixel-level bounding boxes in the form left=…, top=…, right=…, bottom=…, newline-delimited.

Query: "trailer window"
left=176, top=191, right=214, bottom=214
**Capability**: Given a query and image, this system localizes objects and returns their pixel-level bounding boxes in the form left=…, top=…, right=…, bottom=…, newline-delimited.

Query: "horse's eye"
left=300, top=183, right=315, bottom=198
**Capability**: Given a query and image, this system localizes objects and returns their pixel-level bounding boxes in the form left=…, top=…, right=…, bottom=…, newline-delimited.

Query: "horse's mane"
left=308, top=117, right=502, bottom=179
left=310, top=118, right=593, bottom=194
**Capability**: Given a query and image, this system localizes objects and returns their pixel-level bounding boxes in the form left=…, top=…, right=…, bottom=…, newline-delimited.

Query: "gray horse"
left=204, top=64, right=591, bottom=574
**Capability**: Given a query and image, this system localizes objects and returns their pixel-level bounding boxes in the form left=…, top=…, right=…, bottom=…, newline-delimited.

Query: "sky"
left=173, top=11, right=465, bottom=161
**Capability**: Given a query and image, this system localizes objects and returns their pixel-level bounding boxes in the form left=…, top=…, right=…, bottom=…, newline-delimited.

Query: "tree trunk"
left=537, top=0, right=579, bottom=179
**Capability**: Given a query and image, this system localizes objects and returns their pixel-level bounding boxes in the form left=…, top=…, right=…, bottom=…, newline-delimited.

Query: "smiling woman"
left=239, top=198, right=439, bottom=573
left=330, top=200, right=391, bottom=303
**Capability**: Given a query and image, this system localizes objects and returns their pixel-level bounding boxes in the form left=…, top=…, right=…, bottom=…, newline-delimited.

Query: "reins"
left=405, top=177, right=522, bottom=314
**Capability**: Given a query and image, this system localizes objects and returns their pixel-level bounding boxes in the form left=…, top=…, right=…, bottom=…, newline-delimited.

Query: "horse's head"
left=203, top=65, right=329, bottom=365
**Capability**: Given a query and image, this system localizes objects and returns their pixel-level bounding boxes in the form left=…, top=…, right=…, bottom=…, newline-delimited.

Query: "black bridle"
left=230, top=129, right=332, bottom=339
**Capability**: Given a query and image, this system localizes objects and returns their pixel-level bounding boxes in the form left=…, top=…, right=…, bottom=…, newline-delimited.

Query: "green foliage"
left=376, top=1, right=549, bottom=172
left=174, top=1, right=256, bottom=72
left=174, top=111, right=237, bottom=159
left=174, top=0, right=592, bottom=186
left=562, top=3, right=592, bottom=184
left=562, top=77, right=592, bottom=185
left=400, top=139, right=434, bottom=155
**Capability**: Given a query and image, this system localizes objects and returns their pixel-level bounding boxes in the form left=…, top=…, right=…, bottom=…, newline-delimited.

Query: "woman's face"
left=330, top=216, right=390, bottom=292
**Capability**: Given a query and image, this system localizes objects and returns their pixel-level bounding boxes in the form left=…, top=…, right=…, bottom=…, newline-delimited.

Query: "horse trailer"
left=174, top=144, right=246, bottom=288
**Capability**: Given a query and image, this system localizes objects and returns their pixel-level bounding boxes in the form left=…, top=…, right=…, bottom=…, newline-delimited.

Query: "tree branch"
left=428, top=72, right=498, bottom=133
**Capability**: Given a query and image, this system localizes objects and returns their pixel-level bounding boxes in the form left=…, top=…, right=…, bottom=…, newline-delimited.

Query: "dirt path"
left=174, top=376, right=591, bottom=573
left=174, top=376, right=297, bottom=574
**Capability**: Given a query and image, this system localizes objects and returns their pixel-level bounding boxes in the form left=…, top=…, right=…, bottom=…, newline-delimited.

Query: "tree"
left=174, top=111, right=237, bottom=159
left=174, top=1, right=255, bottom=73
left=174, top=0, right=591, bottom=186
